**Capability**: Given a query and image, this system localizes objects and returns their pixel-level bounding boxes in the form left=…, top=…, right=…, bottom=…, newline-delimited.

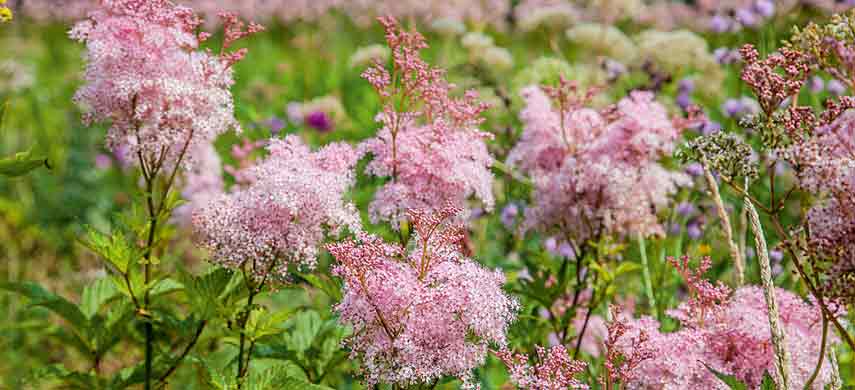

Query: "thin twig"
left=703, top=165, right=744, bottom=286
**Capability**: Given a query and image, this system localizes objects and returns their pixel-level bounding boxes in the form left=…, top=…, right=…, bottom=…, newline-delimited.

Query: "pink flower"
left=497, top=345, right=588, bottom=390
left=327, top=205, right=517, bottom=387
left=192, top=135, right=360, bottom=283
left=509, top=85, right=694, bottom=241
left=359, top=17, right=494, bottom=226
left=71, top=0, right=262, bottom=168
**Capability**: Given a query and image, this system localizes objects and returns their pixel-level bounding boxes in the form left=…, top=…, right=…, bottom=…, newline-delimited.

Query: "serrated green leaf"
left=299, top=273, right=342, bottom=301
left=0, top=282, right=88, bottom=331
left=80, top=227, right=135, bottom=274
left=181, top=267, right=237, bottom=320
left=0, top=148, right=50, bottom=177
left=246, top=307, right=294, bottom=341
left=284, top=310, right=322, bottom=353
left=81, top=277, right=119, bottom=319
left=704, top=363, right=748, bottom=390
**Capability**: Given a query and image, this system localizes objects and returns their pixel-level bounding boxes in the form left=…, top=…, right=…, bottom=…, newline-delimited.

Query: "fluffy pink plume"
left=327, top=205, right=517, bottom=388
left=70, top=0, right=262, bottom=167
left=497, top=345, right=588, bottom=390
left=620, top=273, right=835, bottom=388
left=359, top=17, right=494, bottom=226
left=508, top=84, right=693, bottom=241
left=173, top=142, right=225, bottom=226
left=192, top=135, right=361, bottom=282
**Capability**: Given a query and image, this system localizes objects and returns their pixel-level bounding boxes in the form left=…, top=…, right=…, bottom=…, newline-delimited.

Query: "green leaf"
left=80, top=226, right=136, bottom=274
left=283, top=310, right=322, bottom=353
left=760, top=371, right=777, bottom=390
left=181, top=267, right=238, bottom=320
left=704, top=363, right=748, bottom=390
left=245, top=307, right=294, bottom=341
left=0, top=148, right=50, bottom=177
left=0, top=282, right=88, bottom=331
left=299, top=273, right=342, bottom=301
left=81, top=277, right=119, bottom=319
left=245, top=361, right=332, bottom=390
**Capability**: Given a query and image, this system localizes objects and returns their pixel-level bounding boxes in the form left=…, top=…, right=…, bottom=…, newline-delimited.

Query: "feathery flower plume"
left=192, top=135, right=360, bottom=283
left=359, top=16, right=494, bottom=226
left=70, top=0, right=263, bottom=168
left=496, top=345, right=588, bottom=390
left=327, top=204, right=517, bottom=388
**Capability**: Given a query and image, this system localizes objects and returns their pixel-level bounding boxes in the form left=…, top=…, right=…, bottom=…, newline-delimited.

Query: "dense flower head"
left=667, top=255, right=732, bottom=327
left=622, top=286, right=836, bottom=389
left=508, top=84, right=696, bottom=241
left=497, top=345, right=588, bottom=390
left=70, top=0, right=262, bottom=168
left=359, top=17, right=494, bottom=226
left=327, top=205, right=518, bottom=388
left=739, top=44, right=810, bottom=116
left=191, top=135, right=360, bottom=282
left=602, top=306, right=656, bottom=386
left=786, top=110, right=855, bottom=305
left=173, top=142, right=224, bottom=226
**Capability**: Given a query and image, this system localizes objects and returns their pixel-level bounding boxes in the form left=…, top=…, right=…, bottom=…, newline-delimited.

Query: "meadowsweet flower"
left=71, top=1, right=262, bottom=168
left=514, top=0, right=579, bottom=33
left=634, top=29, right=719, bottom=76
left=509, top=82, right=696, bottom=241
left=328, top=205, right=518, bottom=388
left=192, top=135, right=361, bottom=282
left=497, top=345, right=588, bottom=390
left=173, top=142, right=224, bottom=226
left=359, top=17, right=494, bottom=226
left=480, top=46, right=514, bottom=71
left=430, top=18, right=465, bottom=36
left=739, top=44, right=809, bottom=116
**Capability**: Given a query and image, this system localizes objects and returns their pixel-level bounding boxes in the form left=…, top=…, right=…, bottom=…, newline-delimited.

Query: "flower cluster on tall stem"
left=70, top=1, right=262, bottom=389
left=327, top=204, right=518, bottom=388
left=359, top=16, right=495, bottom=226
left=496, top=345, right=588, bottom=390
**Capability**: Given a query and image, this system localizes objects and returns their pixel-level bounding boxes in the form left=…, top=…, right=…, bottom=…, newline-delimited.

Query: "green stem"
left=803, top=312, right=828, bottom=390
left=637, top=233, right=656, bottom=316
left=236, top=281, right=259, bottom=388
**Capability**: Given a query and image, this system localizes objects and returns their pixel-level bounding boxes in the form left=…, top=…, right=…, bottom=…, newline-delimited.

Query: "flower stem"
left=703, top=164, right=744, bottom=286
left=804, top=312, right=828, bottom=389
left=745, top=199, right=791, bottom=390
left=637, top=233, right=656, bottom=316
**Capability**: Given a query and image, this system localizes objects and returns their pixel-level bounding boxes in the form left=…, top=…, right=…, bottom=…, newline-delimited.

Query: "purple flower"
left=769, top=249, right=784, bottom=262
left=544, top=236, right=559, bottom=255
left=685, top=162, right=704, bottom=177
left=746, top=248, right=756, bottom=260
left=809, top=76, right=825, bottom=93
left=754, top=0, right=775, bottom=18
left=266, top=116, right=285, bottom=134
left=95, top=153, right=112, bottom=170
left=687, top=222, right=702, bottom=239
left=501, top=203, right=519, bottom=229
left=700, top=120, right=722, bottom=136
left=558, top=242, right=576, bottom=259
left=604, top=59, right=627, bottom=80
left=669, top=222, right=682, bottom=235
left=305, top=110, right=333, bottom=132
left=676, top=202, right=696, bottom=217
left=676, top=92, right=692, bottom=110
left=710, top=14, right=732, bottom=33
left=678, top=78, right=695, bottom=94
left=735, top=8, right=758, bottom=27
left=827, top=79, right=846, bottom=96
left=722, top=99, right=744, bottom=118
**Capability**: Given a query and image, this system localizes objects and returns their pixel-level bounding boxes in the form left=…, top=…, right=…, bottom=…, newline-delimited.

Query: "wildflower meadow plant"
left=4, top=2, right=855, bottom=390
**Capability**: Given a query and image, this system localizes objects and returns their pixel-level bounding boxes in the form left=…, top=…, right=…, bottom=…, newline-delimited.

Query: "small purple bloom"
left=95, top=153, right=112, bottom=170
left=669, top=222, right=682, bottom=235
left=735, top=8, right=758, bottom=27
left=754, top=0, right=775, bottom=18
left=544, top=236, right=559, bottom=255
left=558, top=242, right=575, bottom=259
left=685, top=162, right=704, bottom=177
left=827, top=79, right=847, bottom=96
left=769, top=249, right=784, bottom=262
left=722, top=99, right=744, bottom=118
left=305, top=110, right=333, bottom=132
left=676, top=202, right=696, bottom=217
left=500, top=203, right=519, bottom=229
left=676, top=92, right=692, bottom=110
left=604, top=59, right=627, bottom=80
left=678, top=78, right=695, bottom=94
left=701, top=120, right=722, bottom=136
left=746, top=248, right=756, bottom=260
left=710, top=14, right=732, bottom=33
left=687, top=222, right=702, bottom=240
left=809, top=76, right=825, bottom=93
left=266, top=116, right=285, bottom=134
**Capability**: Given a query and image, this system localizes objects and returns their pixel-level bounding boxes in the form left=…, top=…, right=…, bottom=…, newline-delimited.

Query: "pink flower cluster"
left=787, top=110, right=855, bottom=305
left=327, top=205, right=518, bottom=388
left=192, top=135, right=361, bottom=282
left=173, top=143, right=225, bottom=226
left=70, top=0, right=262, bottom=168
left=508, top=84, right=694, bottom=241
left=497, top=345, right=588, bottom=390
left=620, top=265, right=835, bottom=389
left=359, top=17, right=494, bottom=226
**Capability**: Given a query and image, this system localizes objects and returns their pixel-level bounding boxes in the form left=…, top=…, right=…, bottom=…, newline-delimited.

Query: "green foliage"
left=0, top=148, right=50, bottom=177
left=704, top=363, right=749, bottom=390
